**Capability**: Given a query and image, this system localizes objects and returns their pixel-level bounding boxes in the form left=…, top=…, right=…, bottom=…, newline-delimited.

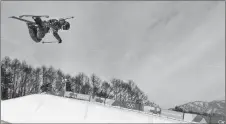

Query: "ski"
left=19, top=15, right=49, bottom=18
left=9, top=16, right=35, bottom=24
left=42, top=41, right=59, bottom=44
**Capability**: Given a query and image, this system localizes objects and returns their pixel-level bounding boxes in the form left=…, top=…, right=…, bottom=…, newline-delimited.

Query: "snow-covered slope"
left=1, top=94, right=191, bottom=123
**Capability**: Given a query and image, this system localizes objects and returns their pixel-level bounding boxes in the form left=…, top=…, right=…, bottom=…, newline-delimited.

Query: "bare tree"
left=41, top=65, right=47, bottom=85
left=110, top=78, right=122, bottom=101
left=27, top=67, right=42, bottom=94
left=54, top=69, right=65, bottom=95
left=1, top=57, right=13, bottom=99
left=22, top=65, right=33, bottom=96
left=10, top=58, right=21, bottom=98
left=80, top=73, right=90, bottom=95
left=90, top=74, right=101, bottom=98
left=45, top=66, right=57, bottom=93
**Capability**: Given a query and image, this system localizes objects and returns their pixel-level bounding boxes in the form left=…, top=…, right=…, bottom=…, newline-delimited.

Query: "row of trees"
left=1, top=56, right=158, bottom=107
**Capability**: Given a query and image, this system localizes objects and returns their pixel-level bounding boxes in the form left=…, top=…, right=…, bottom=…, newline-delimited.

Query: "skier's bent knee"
left=30, top=34, right=42, bottom=43
left=34, top=38, right=42, bottom=43
left=37, top=28, right=46, bottom=39
left=30, top=35, right=42, bottom=43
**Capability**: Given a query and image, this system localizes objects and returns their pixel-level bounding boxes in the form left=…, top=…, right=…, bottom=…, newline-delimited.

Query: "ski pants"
left=26, top=17, right=47, bottom=43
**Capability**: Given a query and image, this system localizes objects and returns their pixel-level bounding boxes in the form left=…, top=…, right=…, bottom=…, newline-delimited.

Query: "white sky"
left=1, top=1, right=225, bottom=109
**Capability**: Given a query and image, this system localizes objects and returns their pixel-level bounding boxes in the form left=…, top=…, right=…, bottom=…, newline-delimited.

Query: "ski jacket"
left=44, top=19, right=62, bottom=42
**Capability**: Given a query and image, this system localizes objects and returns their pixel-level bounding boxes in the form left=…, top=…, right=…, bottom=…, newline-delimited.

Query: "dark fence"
left=112, top=100, right=143, bottom=111
left=209, top=115, right=226, bottom=124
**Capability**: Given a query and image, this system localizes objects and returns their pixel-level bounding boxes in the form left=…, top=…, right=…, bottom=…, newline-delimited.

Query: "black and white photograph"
left=1, top=1, right=225, bottom=123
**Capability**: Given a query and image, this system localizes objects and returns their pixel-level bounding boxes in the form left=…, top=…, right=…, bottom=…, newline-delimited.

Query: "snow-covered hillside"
left=176, top=100, right=226, bottom=116
left=1, top=94, right=191, bottom=123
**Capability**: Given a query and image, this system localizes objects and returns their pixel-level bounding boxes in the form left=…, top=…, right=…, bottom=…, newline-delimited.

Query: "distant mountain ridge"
left=172, top=100, right=225, bottom=116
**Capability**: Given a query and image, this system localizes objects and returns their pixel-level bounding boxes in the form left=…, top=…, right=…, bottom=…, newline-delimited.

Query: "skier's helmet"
left=62, top=21, right=70, bottom=30
left=59, top=18, right=66, bottom=25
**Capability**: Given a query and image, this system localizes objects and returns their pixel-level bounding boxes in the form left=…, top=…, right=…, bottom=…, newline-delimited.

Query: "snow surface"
left=1, top=94, right=191, bottom=123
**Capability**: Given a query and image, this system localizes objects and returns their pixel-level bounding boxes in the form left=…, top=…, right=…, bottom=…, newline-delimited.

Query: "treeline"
left=1, top=56, right=158, bottom=107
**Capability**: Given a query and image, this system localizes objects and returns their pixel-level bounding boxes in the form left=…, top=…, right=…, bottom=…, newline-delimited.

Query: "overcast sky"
left=1, top=1, right=225, bottom=109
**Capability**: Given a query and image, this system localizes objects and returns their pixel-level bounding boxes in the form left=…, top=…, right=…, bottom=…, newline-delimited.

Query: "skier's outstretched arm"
left=53, top=32, right=62, bottom=43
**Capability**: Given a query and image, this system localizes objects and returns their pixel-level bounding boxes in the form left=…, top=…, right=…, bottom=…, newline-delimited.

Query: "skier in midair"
left=26, top=16, right=71, bottom=43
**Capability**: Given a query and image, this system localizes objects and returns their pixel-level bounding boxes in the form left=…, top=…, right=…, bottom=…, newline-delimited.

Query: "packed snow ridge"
left=1, top=94, right=192, bottom=123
